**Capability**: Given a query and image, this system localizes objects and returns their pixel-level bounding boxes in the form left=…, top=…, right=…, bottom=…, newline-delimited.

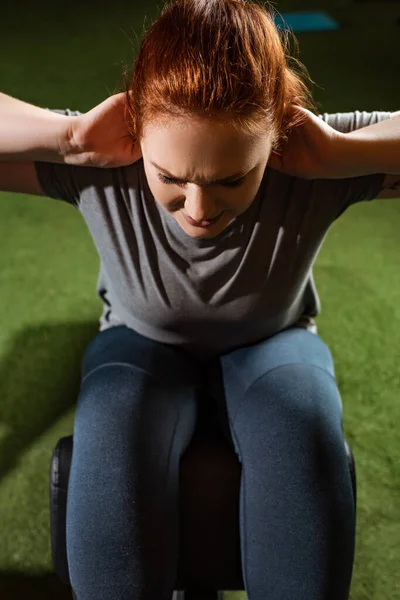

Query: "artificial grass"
left=0, top=1, right=399, bottom=599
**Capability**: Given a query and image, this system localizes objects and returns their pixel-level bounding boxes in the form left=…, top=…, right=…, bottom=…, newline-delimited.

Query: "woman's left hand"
left=267, top=105, right=345, bottom=180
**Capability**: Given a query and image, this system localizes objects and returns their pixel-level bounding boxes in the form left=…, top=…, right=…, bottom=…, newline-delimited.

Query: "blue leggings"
left=66, top=325, right=355, bottom=600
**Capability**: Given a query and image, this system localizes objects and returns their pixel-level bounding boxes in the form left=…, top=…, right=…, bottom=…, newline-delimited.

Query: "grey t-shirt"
left=35, top=109, right=390, bottom=359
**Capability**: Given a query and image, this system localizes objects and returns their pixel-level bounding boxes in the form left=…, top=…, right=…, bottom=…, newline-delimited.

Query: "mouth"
left=182, top=212, right=223, bottom=228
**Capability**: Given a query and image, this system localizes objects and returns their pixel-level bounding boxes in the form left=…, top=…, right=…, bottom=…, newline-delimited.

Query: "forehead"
left=143, top=120, right=271, bottom=184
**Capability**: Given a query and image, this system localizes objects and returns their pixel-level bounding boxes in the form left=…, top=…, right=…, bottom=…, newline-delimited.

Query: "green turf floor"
left=0, top=0, right=399, bottom=598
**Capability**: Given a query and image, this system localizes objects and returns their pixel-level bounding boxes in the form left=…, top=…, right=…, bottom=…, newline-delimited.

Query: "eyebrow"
left=150, top=160, right=248, bottom=184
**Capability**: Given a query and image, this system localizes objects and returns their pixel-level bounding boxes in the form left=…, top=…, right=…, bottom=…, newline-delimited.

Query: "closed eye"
left=157, top=173, right=245, bottom=188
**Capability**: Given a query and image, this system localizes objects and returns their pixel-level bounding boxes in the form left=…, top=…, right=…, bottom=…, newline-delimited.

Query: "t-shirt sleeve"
left=34, top=108, right=85, bottom=207
left=317, top=110, right=392, bottom=214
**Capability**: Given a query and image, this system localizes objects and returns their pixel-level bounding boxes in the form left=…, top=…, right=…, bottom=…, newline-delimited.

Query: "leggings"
left=66, top=325, right=355, bottom=600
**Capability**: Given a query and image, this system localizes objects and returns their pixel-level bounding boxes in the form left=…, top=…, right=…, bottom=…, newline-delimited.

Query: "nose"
left=184, top=189, right=220, bottom=222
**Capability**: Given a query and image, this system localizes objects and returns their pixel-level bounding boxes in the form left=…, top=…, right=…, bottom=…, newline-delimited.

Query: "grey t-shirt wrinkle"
left=35, top=109, right=390, bottom=359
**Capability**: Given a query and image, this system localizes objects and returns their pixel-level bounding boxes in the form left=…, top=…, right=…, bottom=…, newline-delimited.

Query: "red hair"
left=119, top=0, right=321, bottom=152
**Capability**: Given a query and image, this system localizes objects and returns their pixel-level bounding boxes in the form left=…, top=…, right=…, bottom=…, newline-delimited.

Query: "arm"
left=337, top=111, right=400, bottom=176
left=0, top=91, right=74, bottom=163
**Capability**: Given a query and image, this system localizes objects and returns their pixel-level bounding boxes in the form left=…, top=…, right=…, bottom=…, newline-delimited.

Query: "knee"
left=238, top=362, right=343, bottom=440
left=73, top=364, right=147, bottom=439
left=74, top=363, right=197, bottom=455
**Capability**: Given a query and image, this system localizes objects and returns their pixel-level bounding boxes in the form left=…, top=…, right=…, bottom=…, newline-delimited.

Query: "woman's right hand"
left=64, top=92, right=142, bottom=168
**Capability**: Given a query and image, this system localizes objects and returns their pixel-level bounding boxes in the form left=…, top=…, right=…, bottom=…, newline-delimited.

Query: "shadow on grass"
left=0, top=566, right=74, bottom=599
left=0, top=322, right=99, bottom=599
left=0, top=321, right=99, bottom=478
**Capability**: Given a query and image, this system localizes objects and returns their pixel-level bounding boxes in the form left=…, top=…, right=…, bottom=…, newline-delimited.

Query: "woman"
left=1, top=0, right=397, bottom=598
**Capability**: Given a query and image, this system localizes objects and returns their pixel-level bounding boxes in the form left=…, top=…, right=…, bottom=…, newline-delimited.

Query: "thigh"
left=81, top=325, right=204, bottom=387
left=75, top=325, right=205, bottom=457
left=203, top=327, right=343, bottom=447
